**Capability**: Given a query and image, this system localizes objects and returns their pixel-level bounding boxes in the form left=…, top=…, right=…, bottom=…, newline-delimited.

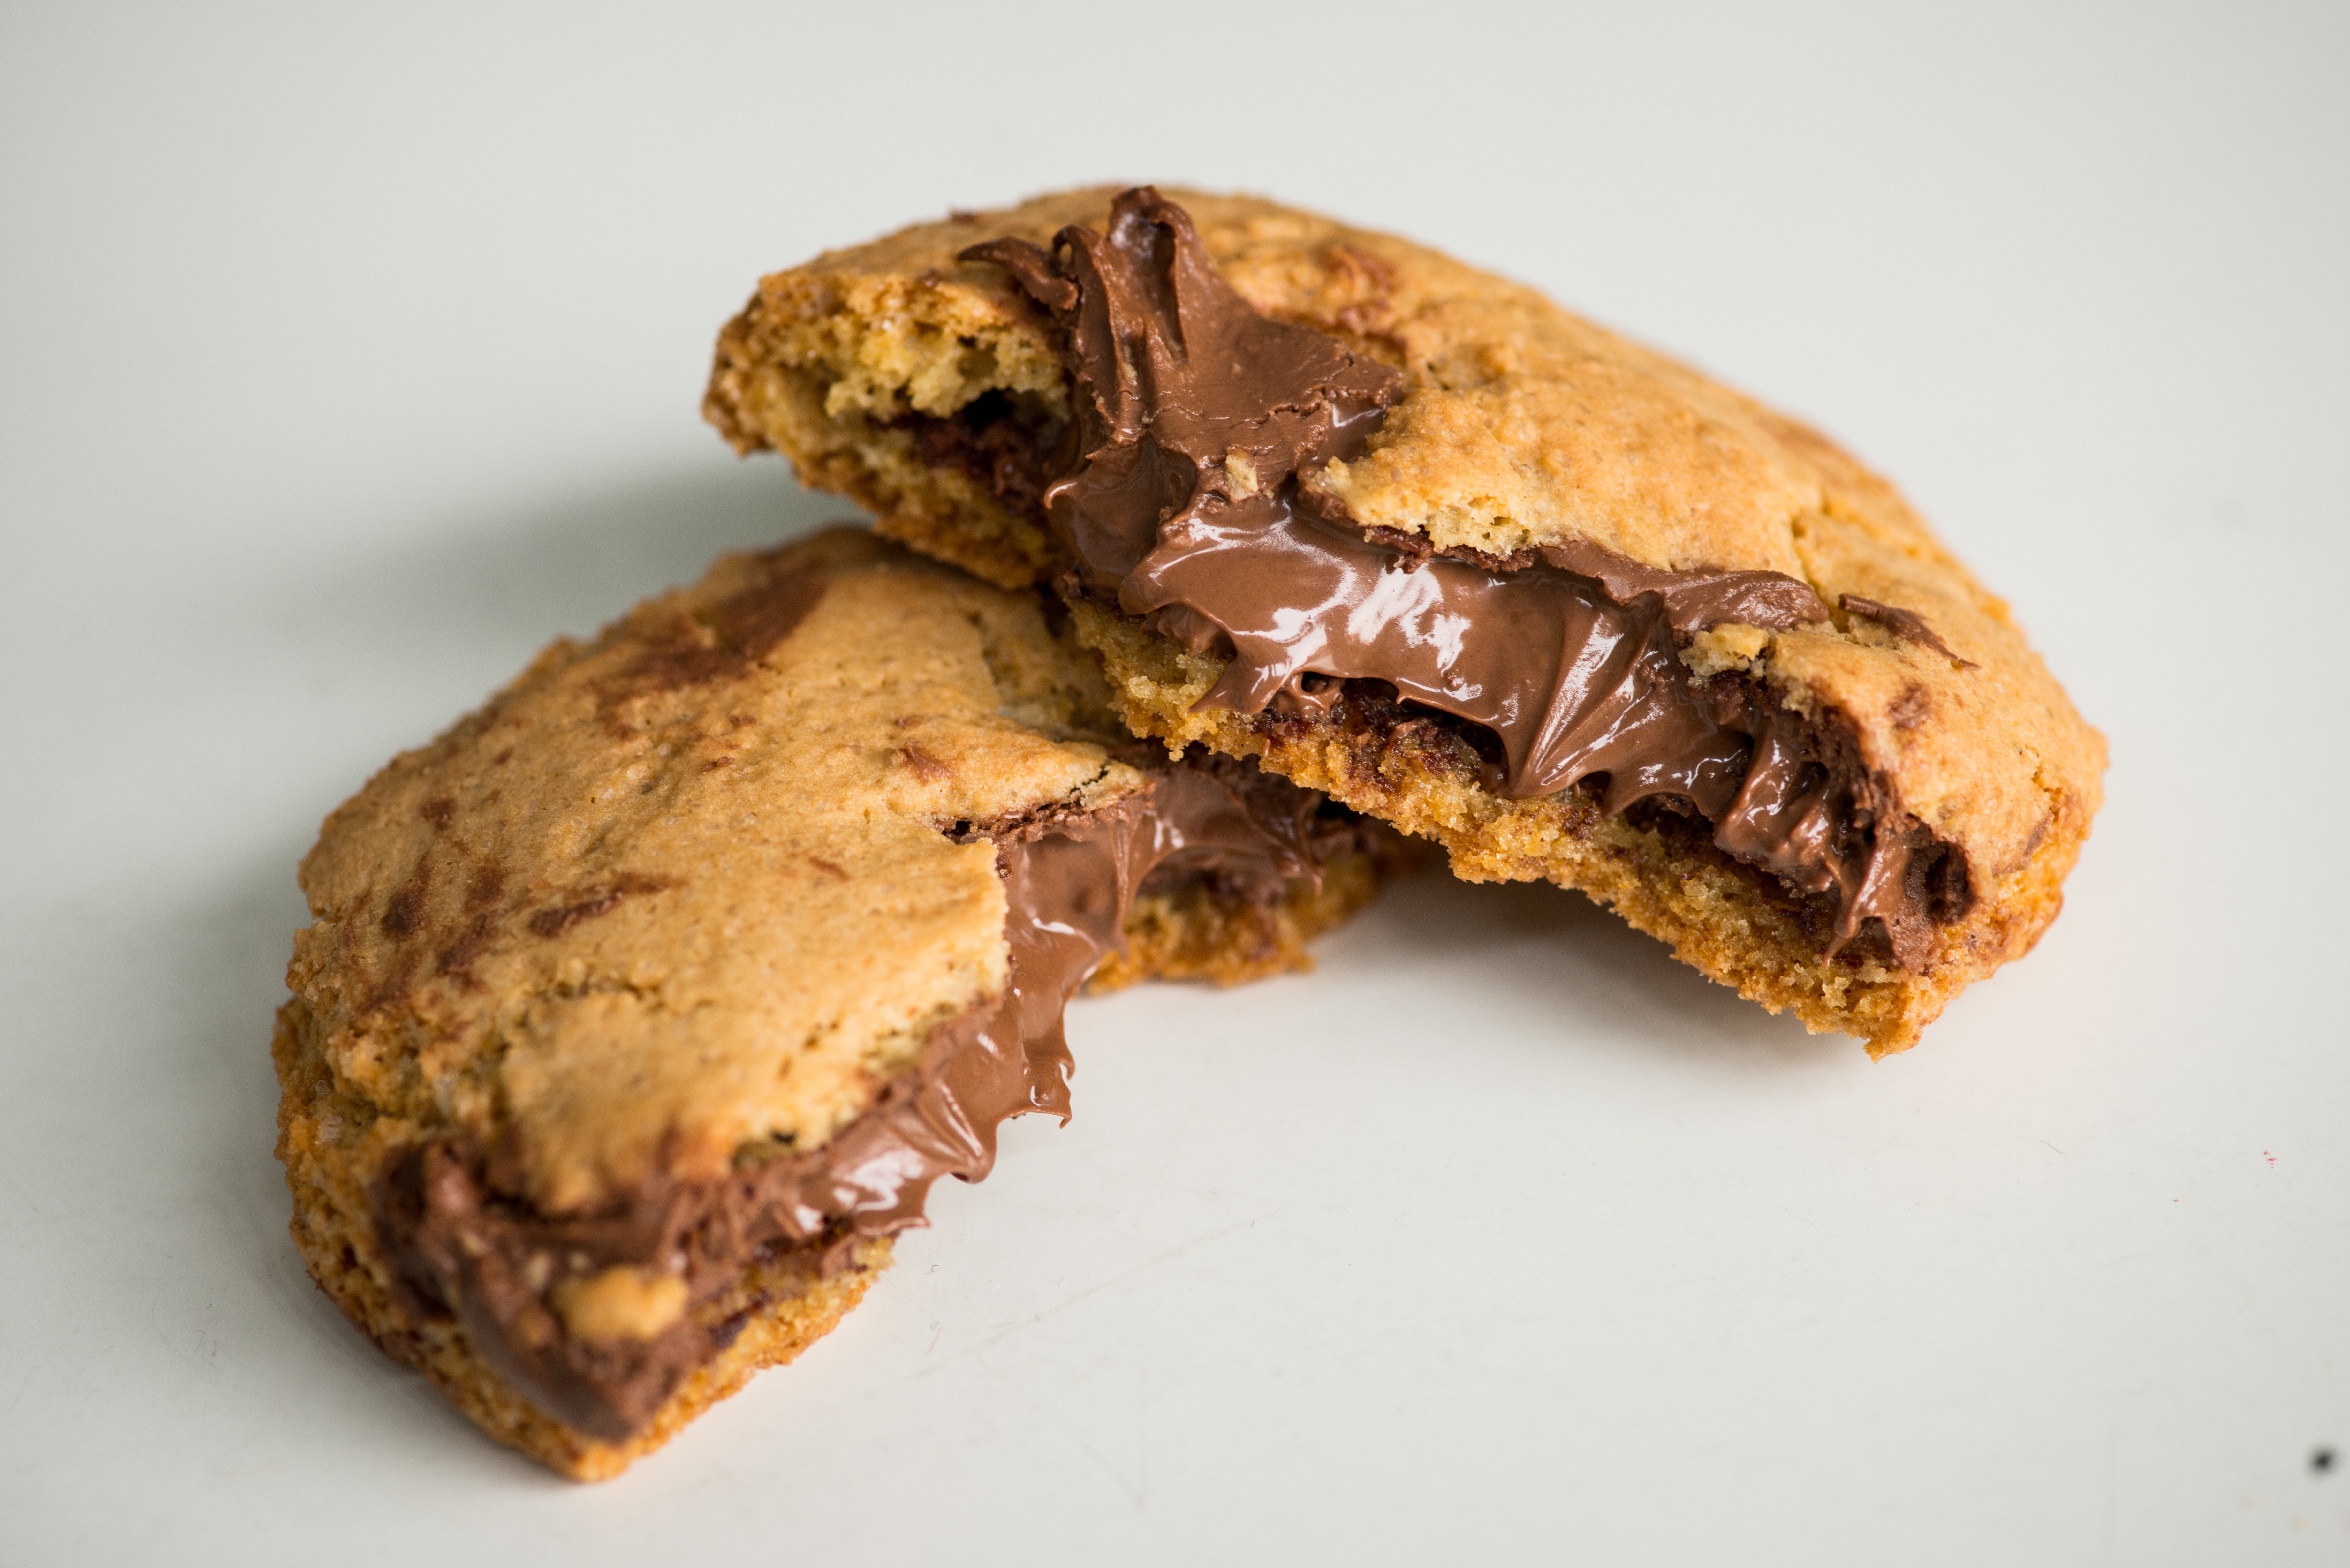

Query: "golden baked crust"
left=275, top=527, right=1387, bottom=1478
left=292, top=526, right=1139, bottom=1216
left=705, top=189, right=2106, bottom=1051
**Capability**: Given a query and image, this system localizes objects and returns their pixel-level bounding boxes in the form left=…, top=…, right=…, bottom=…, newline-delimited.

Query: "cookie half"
left=705, top=186, right=2106, bottom=1052
left=273, top=527, right=1393, bottom=1478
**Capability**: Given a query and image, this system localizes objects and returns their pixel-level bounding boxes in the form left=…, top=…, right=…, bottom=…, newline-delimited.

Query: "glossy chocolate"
left=1841, top=593, right=1976, bottom=668
left=959, top=187, right=1965, bottom=969
left=375, top=753, right=1345, bottom=1439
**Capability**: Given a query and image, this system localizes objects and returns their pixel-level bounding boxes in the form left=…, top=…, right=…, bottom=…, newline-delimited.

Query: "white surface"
left=3, top=2, right=2345, bottom=1562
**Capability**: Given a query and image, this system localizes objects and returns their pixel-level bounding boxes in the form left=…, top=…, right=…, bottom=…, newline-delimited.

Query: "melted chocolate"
left=376, top=752, right=1348, bottom=1439
left=1840, top=594, right=1976, bottom=668
left=957, top=187, right=1968, bottom=968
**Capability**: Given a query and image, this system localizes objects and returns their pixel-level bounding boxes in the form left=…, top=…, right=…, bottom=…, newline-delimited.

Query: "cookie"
left=273, top=526, right=1394, bottom=1479
left=705, top=187, right=2106, bottom=1052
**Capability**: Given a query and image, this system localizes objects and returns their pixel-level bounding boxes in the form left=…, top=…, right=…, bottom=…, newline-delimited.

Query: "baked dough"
left=274, top=527, right=1389, bottom=1477
left=707, top=189, right=2105, bottom=1051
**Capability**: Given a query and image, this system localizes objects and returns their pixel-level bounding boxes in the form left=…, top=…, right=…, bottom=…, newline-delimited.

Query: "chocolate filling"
left=374, top=751, right=1358, bottom=1439
left=950, top=187, right=1969, bottom=969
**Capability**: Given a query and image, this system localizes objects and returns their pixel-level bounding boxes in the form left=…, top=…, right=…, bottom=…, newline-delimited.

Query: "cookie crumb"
left=553, top=1266, right=689, bottom=1344
left=1225, top=451, right=1260, bottom=498
left=1683, top=623, right=1771, bottom=678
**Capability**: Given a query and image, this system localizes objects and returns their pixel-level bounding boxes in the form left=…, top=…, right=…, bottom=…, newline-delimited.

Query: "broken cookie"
left=272, top=527, right=1393, bottom=1478
left=705, top=186, right=2105, bottom=1051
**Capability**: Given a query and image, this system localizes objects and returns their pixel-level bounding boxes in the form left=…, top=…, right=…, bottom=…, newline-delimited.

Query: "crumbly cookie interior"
left=705, top=188, right=2104, bottom=1052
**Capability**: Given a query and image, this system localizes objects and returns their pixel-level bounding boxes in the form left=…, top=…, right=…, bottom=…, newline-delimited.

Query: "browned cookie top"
left=291, top=527, right=1142, bottom=1217
left=707, top=187, right=2104, bottom=920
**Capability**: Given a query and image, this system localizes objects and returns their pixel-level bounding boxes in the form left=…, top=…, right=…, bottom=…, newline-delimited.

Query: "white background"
left=4, top=2, right=2345, bottom=1562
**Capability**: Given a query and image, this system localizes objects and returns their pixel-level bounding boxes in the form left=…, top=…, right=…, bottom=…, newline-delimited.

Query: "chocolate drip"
left=1840, top=594, right=1976, bottom=668
left=958, top=187, right=1968, bottom=969
left=375, top=753, right=1340, bottom=1439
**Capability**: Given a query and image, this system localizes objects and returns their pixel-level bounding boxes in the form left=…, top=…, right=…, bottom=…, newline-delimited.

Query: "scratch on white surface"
left=9, top=1361, right=41, bottom=1416
left=909, top=1214, right=1265, bottom=1382
left=1067, top=1370, right=1153, bottom=1515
